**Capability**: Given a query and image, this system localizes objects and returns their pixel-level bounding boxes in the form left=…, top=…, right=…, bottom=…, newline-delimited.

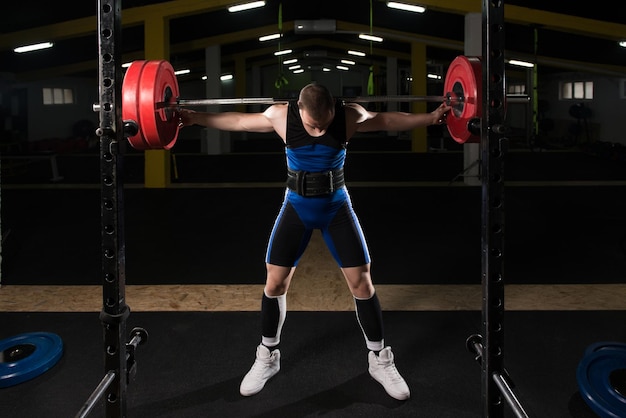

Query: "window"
left=560, top=81, right=593, bottom=100
left=43, top=88, right=74, bottom=105
left=507, top=83, right=526, bottom=95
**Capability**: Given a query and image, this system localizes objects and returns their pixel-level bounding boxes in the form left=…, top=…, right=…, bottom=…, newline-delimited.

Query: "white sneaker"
left=239, top=344, right=281, bottom=396
left=368, top=346, right=410, bottom=400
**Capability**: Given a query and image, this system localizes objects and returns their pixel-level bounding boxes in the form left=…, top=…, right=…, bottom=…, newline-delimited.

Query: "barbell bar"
left=156, top=95, right=453, bottom=108
left=163, top=93, right=533, bottom=108
left=120, top=55, right=523, bottom=150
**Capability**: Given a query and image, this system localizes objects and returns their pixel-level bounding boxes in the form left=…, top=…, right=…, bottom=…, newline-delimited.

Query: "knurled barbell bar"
left=157, top=95, right=453, bottom=108
left=120, top=55, right=522, bottom=150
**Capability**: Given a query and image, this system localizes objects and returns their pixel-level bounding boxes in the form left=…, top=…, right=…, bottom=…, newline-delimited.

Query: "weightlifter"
left=179, top=83, right=450, bottom=401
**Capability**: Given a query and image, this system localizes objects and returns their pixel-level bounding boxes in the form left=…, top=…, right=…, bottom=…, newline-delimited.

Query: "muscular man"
left=179, top=83, right=450, bottom=401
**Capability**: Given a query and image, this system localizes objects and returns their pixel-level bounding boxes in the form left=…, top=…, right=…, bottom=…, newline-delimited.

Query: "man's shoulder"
left=265, top=103, right=289, bottom=117
left=343, top=103, right=368, bottom=123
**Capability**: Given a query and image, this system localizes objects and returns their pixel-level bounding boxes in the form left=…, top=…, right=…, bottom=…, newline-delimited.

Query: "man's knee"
left=265, top=264, right=293, bottom=295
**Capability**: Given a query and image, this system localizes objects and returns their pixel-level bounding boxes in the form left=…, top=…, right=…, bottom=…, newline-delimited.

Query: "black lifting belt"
left=286, top=168, right=345, bottom=197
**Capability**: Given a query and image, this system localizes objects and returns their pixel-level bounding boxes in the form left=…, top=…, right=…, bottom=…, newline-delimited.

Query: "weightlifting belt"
left=286, top=168, right=345, bottom=196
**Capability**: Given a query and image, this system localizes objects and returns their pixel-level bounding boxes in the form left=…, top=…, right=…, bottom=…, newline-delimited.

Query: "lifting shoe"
left=368, top=346, right=410, bottom=400
left=240, top=344, right=280, bottom=396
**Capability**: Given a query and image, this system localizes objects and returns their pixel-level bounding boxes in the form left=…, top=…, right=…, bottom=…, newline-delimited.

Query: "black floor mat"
left=1, top=310, right=624, bottom=417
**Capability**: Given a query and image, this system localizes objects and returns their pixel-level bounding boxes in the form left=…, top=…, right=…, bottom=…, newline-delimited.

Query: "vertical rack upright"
left=96, top=0, right=129, bottom=416
left=480, top=0, right=507, bottom=416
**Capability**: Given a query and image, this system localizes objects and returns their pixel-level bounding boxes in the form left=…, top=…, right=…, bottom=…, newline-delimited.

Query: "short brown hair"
left=298, top=83, right=335, bottom=121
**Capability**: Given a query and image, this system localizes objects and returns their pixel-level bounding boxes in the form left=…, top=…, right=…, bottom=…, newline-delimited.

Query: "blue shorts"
left=265, top=187, right=371, bottom=268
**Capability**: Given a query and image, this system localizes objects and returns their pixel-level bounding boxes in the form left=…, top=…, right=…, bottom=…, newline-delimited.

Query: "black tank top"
left=285, top=100, right=347, bottom=150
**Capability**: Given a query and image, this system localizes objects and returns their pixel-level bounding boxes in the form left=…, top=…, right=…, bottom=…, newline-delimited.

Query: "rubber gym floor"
left=1, top=138, right=626, bottom=418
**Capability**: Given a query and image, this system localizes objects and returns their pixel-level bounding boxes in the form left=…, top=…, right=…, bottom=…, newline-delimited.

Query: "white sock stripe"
left=276, top=293, right=286, bottom=341
left=367, top=340, right=385, bottom=352
left=261, top=336, right=280, bottom=347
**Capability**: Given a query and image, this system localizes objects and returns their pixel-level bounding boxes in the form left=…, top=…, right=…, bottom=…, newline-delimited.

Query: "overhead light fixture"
left=274, top=49, right=293, bottom=56
left=283, top=58, right=298, bottom=65
left=386, top=2, right=426, bottom=13
left=323, top=68, right=331, bottom=72
left=259, top=33, right=282, bottom=42
left=341, top=59, right=356, bottom=65
left=220, top=74, right=233, bottom=81
left=427, top=73, right=441, bottom=80
left=619, top=41, right=626, bottom=48
left=293, top=69, right=305, bottom=74
left=294, top=19, right=336, bottom=34
left=507, top=59, right=534, bottom=68
left=228, top=1, right=265, bottom=12
left=288, top=65, right=301, bottom=70
left=174, top=69, right=191, bottom=76
left=358, top=34, right=383, bottom=42
left=348, top=50, right=366, bottom=57
left=14, top=42, right=54, bottom=53
left=336, top=65, right=350, bottom=71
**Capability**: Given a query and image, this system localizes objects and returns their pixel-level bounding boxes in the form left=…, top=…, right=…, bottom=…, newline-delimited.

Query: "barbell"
left=120, top=55, right=495, bottom=150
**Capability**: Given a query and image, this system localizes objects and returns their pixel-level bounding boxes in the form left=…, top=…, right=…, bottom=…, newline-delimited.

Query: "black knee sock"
left=261, top=291, right=286, bottom=350
left=354, top=293, right=385, bottom=352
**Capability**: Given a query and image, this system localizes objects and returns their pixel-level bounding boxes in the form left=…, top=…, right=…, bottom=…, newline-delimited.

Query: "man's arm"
left=179, top=108, right=275, bottom=132
left=346, top=102, right=450, bottom=134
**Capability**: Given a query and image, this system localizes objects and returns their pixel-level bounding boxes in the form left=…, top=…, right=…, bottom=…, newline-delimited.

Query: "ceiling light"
left=619, top=41, right=626, bottom=48
left=274, top=49, right=293, bottom=56
left=13, top=42, right=54, bottom=53
left=288, top=65, right=301, bottom=70
left=359, top=34, right=383, bottom=42
left=427, top=73, right=441, bottom=80
left=174, top=69, right=191, bottom=75
left=386, top=2, right=426, bottom=13
left=259, top=33, right=282, bottom=42
left=228, top=1, right=265, bottom=12
left=507, top=59, right=534, bottom=68
left=348, top=50, right=366, bottom=57
left=283, top=58, right=298, bottom=65
left=341, top=59, right=356, bottom=65
left=293, top=69, right=305, bottom=74
left=323, top=68, right=331, bottom=72
left=220, top=74, right=233, bottom=81
left=336, top=65, right=350, bottom=71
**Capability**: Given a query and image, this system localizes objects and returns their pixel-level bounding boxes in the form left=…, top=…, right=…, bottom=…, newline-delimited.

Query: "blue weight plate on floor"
left=0, top=332, right=63, bottom=388
left=585, top=341, right=626, bottom=356
left=577, top=346, right=626, bottom=418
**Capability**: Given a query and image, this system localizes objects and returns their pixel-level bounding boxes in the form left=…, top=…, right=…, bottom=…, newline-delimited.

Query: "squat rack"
left=82, top=0, right=530, bottom=417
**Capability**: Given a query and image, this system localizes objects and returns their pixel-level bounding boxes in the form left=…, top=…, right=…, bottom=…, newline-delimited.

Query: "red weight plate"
left=138, top=60, right=180, bottom=149
left=443, top=56, right=482, bottom=144
left=121, top=60, right=152, bottom=150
